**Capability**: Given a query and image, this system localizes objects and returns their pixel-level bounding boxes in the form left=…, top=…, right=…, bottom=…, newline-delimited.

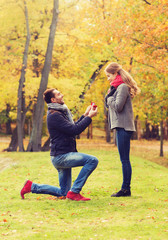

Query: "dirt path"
left=0, top=138, right=167, bottom=171
left=0, top=157, right=13, bottom=172
left=77, top=139, right=168, bottom=152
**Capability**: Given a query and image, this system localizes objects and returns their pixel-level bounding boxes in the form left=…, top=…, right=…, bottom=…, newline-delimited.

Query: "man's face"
left=51, top=89, right=64, bottom=105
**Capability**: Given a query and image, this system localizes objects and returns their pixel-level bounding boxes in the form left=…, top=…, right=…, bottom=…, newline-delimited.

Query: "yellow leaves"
left=0, top=0, right=167, bottom=129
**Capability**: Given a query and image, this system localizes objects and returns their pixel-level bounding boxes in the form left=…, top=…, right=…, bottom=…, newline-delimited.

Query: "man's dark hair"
left=43, top=88, right=56, bottom=103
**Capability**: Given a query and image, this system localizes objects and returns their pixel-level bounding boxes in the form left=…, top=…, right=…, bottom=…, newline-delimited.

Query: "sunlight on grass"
left=0, top=147, right=168, bottom=239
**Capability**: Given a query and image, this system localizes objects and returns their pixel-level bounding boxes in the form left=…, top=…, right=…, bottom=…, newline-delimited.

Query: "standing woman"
left=105, top=62, right=140, bottom=197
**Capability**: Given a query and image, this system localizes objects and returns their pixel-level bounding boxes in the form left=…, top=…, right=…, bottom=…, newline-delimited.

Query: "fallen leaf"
left=71, top=213, right=78, bottom=216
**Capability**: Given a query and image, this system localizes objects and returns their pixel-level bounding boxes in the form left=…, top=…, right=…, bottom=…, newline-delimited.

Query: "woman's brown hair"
left=105, top=62, right=140, bottom=98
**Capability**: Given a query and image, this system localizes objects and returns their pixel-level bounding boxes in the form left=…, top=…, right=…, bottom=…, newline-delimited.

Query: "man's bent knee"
left=90, top=156, right=99, bottom=169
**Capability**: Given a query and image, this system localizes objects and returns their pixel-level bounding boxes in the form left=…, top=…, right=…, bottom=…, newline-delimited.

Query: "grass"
left=0, top=143, right=168, bottom=240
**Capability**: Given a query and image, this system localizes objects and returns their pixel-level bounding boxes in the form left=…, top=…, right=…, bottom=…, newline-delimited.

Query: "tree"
left=17, top=0, right=31, bottom=151
left=0, top=0, right=167, bottom=156
left=27, top=0, right=59, bottom=151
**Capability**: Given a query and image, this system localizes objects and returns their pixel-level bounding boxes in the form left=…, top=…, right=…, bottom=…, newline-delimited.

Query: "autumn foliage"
left=0, top=0, right=167, bottom=150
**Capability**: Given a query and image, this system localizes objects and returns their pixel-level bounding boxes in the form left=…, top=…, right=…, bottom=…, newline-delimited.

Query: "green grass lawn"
left=0, top=146, right=168, bottom=240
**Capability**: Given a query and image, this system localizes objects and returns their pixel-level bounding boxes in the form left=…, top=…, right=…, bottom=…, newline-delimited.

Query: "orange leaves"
left=71, top=212, right=78, bottom=216
left=1, top=212, right=9, bottom=223
left=46, top=196, right=66, bottom=201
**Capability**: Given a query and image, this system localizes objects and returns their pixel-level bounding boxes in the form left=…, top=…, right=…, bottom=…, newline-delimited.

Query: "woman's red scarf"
left=111, top=74, right=124, bottom=89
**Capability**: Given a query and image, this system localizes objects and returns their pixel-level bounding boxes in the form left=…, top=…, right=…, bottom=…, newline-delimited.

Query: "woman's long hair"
left=105, top=62, right=140, bottom=98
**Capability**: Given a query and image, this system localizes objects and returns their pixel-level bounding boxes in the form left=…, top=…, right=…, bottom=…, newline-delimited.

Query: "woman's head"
left=105, top=62, right=122, bottom=75
left=105, top=62, right=140, bottom=98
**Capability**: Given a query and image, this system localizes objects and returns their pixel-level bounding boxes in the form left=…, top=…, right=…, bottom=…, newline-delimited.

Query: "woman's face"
left=106, top=72, right=117, bottom=85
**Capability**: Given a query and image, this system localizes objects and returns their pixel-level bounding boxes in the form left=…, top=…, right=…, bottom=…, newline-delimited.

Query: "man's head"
left=43, top=89, right=64, bottom=105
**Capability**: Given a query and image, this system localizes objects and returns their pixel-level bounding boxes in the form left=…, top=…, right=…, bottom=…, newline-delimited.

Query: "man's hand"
left=84, top=105, right=92, bottom=117
left=88, top=106, right=98, bottom=118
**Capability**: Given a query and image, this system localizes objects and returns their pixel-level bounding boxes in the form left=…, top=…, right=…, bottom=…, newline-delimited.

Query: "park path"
left=0, top=157, right=13, bottom=172
left=0, top=138, right=167, bottom=172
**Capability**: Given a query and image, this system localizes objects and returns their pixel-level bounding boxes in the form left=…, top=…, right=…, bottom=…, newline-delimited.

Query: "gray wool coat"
left=107, top=83, right=136, bottom=131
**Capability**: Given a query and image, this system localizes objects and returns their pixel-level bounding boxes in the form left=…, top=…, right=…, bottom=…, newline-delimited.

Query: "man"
left=21, top=88, right=98, bottom=201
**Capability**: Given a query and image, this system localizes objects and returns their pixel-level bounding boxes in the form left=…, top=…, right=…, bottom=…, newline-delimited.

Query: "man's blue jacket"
left=47, top=110, right=92, bottom=156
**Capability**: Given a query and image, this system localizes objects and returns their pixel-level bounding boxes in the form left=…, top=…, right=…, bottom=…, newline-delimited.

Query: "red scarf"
left=110, top=75, right=124, bottom=89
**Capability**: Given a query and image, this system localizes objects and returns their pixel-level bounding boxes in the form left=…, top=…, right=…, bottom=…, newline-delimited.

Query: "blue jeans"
left=116, top=128, right=133, bottom=191
left=31, top=152, right=98, bottom=196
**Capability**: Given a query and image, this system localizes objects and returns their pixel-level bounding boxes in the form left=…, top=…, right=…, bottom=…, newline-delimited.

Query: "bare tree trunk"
left=27, top=0, right=59, bottom=152
left=5, top=127, right=18, bottom=152
left=104, top=106, right=111, bottom=143
left=17, top=0, right=31, bottom=152
left=90, top=122, right=93, bottom=139
left=112, top=129, right=117, bottom=145
left=41, top=137, right=50, bottom=151
left=6, top=104, right=12, bottom=134
left=160, top=120, right=163, bottom=157
left=87, top=126, right=90, bottom=139
left=6, top=1, right=31, bottom=152
left=6, top=101, right=32, bottom=152
left=160, top=106, right=164, bottom=157
left=79, top=60, right=108, bottom=101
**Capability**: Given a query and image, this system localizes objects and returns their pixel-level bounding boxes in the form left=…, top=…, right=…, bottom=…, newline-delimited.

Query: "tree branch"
left=133, top=59, right=155, bottom=69
left=142, top=0, right=151, bottom=5
left=79, top=60, right=108, bottom=100
left=131, top=38, right=167, bottom=52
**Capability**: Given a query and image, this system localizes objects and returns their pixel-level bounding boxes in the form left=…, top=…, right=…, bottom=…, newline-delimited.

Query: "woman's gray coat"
left=107, top=83, right=136, bottom=131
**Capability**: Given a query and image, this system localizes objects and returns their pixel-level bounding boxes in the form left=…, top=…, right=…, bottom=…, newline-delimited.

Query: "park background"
left=0, top=0, right=168, bottom=239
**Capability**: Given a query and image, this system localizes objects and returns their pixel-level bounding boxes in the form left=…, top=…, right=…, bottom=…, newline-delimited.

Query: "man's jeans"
left=116, top=128, right=133, bottom=191
left=31, top=152, right=98, bottom=196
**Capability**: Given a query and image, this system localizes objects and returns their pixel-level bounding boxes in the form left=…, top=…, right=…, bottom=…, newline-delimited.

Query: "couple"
left=21, top=62, right=140, bottom=201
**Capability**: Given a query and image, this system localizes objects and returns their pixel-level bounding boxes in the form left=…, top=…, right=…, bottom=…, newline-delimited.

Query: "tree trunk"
left=132, top=115, right=142, bottom=140
left=159, top=106, right=164, bottom=157
left=87, top=126, right=90, bottom=139
left=6, top=104, right=12, bottom=134
left=27, top=0, right=59, bottom=152
left=104, top=106, right=111, bottom=143
left=41, top=137, right=50, bottom=151
left=17, top=0, right=31, bottom=152
left=112, top=129, right=117, bottom=145
left=5, top=127, right=18, bottom=152
left=160, top=120, right=164, bottom=157
left=144, top=120, right=151, bottom=139
left=79, top=60, right=108, bottom=101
